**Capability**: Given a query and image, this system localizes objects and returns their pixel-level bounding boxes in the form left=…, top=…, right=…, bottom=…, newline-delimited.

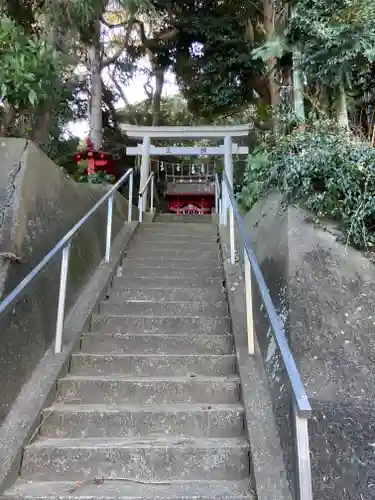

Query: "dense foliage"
left=240, top=120, right=375, bottom=250
left=172, top=0, right=266, bottom=118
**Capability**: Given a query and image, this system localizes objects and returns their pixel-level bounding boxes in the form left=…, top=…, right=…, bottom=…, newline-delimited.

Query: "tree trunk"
left=89, top=19, right=103, bottom=150
left=32, top=110, right=52, bottom=144
left=1, top=103, right=16, bottom=135
left=291, top=6, right=305, bottom=121
left=30, top=1, right=58, bottom=145
left=318, top=83, right=330, bottom=116
left=151, top=67, right=165, bottom=126
left=292, top=52, right=304, bottom=121
left=337, top=83, right=349, bottom=130
left=263, top=0, right=279, bottom=111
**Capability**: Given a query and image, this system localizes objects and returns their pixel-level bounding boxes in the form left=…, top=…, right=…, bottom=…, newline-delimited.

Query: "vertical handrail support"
left=128, top=170, right=133, bottom=223
left=105, top=195, right=114, bottom=263
left=55, top=242, right=71, bottom=354
left=294, top=403, right=313, bottom=500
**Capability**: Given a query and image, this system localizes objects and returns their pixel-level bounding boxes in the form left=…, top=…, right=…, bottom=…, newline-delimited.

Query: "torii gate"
left=120, top=124, right=250, bottom=212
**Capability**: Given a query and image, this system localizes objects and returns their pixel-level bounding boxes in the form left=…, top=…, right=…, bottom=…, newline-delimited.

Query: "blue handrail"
left=221, top=172, right=311, bottom=416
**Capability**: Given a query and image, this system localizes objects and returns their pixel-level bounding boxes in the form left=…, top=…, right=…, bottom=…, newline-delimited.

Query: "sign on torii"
left=120, top=124, right=250, bottom=211
left=126, top=144, right=249, bottom=156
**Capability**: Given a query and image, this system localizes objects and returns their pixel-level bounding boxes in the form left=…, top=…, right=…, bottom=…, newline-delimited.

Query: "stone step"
left=121, top=265, right=224, bottom=280
left=133, top=230, right=218, bottom=239
left=119, top=259, right=222, bottom=270
left=130, top=232, right=218, bottom=243
left=1, top=478, right=255, bottom=500
left=154, top=214, right=214, bottom=223
left=131, top=232, right=219, bottom=242
left=21, top=437, right=249, bottom=481
left=116, top=268, right=224, bottom=280
left=108, top=287, right=225, bottom=303
left=81, top=333, right=234, bottom=355
left=40, top=403, right=244, bottom=438
left=90, top=315, right=230, bottom=335
left=127, top=240, right=217, bottom=251
left=57, top=375, right=240, bottom=405
left=139, top=222, right=216, bottom=230
left=112, top=276, right=223, bottom=289
left=154, top=213, right=214, bottom=221
left=99, top=301, right=228, bottom=318
left=70, top=354, right=237, bottom=377
left=125, top=249, right=219, bottom=260
left=120, top=254, right=221, bottom=264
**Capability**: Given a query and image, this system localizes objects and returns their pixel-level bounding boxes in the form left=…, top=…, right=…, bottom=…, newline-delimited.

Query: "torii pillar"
left=140, top=136, right=151, bottom=205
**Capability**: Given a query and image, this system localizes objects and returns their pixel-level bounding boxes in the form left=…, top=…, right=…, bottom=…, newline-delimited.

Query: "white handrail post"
left=105, top=195, right=114, bottom=263
left=150, top=173, right=154, bottom=213
left=229, top=205, right=235, bottom=264
left=294, top=403, right=313, bottom=500
left=55, top=242, right=71, bottom=354
left=222, top=182, right=228, bottom=226
left=128, top=170, right=133, bottom=223
left=215, top=176, right=219, bottom=214
left=219, top=176, right=223, bottom=225
left=244, top=249, right=254, bottom=355
left=138, top=195, right=143, bottom=223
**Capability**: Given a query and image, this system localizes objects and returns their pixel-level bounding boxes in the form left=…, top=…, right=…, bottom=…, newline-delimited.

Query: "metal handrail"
left=0, top=168, right=134, bottom=354
left=138, top=171, right=155, bottom=223
left=220, top=173, right=311, bottom=416
left=139, top=171, right=154, bottom=196
left=218, top=172, right=312, bottom=499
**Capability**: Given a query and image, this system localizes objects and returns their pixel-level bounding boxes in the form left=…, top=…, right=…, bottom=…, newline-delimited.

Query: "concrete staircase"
left=2, top=220, right=255, bottom=499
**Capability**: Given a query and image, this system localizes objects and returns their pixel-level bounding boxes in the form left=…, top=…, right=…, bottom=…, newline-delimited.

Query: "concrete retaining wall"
left=0, top=138, right=136, bottom=425
left=243, top=192, right=375, bottom=500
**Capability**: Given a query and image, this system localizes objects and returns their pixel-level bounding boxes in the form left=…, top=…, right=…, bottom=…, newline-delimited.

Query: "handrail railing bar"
left=0, top=168, right=133, bottom=318
left=139, top=171, right=154, bottom=197
left=221, top=173, right=311, bottom=415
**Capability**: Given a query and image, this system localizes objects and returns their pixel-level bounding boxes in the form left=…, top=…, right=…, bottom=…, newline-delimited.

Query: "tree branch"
left=134, top=20, right=148, bottom=45
left=101, top=78, right=120, bottom=130
left=101, top=17, right=129, bottom=29
left=134, top=20, right=179, bottom=46
left=110, top=72, right=130, bottom=108
left=154, top=27, right=179, bottom=42
left=102, top=20, right=134, bottom=67
left=144, top=73, right=154, bottom=100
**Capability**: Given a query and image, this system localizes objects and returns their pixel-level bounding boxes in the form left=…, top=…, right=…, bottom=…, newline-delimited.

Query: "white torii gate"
left=120, top=124, right=250, bottom=211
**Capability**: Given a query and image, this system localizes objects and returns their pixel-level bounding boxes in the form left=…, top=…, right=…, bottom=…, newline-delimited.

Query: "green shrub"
left=239, top=120, right=375, bottom=250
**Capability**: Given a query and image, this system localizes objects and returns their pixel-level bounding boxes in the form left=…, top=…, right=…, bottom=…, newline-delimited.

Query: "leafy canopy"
left=0, top=15, right=63, bottom=109
left=240, top=119, right=375, bottom=250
